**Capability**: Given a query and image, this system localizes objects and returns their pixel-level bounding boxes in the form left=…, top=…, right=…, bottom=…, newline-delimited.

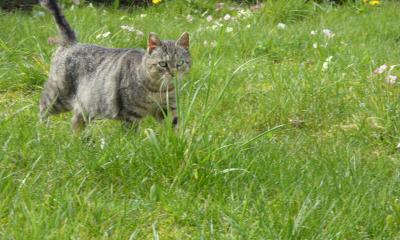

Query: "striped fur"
left=40, top=0, right=76, bottom=46
left=39, top=1, right=191, bottom=132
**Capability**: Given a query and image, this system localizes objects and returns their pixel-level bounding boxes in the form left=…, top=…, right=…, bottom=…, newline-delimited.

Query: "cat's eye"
left=158, top=61, right=167, bottom=67
left=177, top=60, right=185, bottom=67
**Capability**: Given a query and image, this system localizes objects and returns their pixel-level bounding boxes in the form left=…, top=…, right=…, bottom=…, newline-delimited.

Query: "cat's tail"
left=40, top=0, right=77, bottom=46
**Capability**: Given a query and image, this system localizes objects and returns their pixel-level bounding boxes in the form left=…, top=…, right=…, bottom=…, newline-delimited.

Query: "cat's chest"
left=145, top=91, right=174, bottom=107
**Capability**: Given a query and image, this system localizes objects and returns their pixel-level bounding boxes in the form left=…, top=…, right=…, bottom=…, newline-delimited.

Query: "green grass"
left=1, top=0, right=400, bottom=238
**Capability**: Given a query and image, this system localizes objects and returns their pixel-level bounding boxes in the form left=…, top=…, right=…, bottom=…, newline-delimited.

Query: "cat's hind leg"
left=39, top=80, right=69, bottom=121
left=71, top=111, right=87, bottom=134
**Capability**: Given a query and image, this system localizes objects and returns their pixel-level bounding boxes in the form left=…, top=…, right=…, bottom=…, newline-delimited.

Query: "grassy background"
left=1, top=0, right=400, bottom=238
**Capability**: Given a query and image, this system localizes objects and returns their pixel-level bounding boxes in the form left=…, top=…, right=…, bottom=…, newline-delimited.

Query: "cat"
left=39, top=0, right=191, bottom=133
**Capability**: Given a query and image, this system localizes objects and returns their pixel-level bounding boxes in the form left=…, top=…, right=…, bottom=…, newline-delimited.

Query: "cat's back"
left=55, top=44, right=145, bottom=71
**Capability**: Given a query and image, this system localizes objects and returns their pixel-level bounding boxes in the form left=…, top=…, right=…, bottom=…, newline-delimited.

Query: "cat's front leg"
left=123, top=119, right=140, bottom=133
left=154, top=107, right=178, bottom=130
left=171, top=107, right=178, bottom=131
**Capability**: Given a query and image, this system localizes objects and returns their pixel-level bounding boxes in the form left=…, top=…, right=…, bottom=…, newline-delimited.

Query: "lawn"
left=1, top=0, right=400, bottom=238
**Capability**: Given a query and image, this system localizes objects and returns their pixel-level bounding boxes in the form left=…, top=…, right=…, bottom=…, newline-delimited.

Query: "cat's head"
left=144, top=32, right=191, bottom=84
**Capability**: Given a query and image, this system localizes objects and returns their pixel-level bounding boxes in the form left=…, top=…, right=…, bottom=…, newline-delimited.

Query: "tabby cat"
left=39, top=0, right=191, bottom=132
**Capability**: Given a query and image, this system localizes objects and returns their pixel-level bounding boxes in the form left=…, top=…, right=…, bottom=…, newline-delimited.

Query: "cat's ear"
left=148, top=32, right=161, bottom=54
left=176, top=32, right=189, bottom=50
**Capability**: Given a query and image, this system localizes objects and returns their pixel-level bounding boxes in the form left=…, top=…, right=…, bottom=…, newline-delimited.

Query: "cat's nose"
left=169, top=68, right=178, bottom=77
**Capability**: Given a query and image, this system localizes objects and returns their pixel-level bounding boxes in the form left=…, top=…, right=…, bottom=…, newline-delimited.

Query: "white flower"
left=389, top=64, right=400, bottom=72
left=206, top=15, right=213, bottom=22
left=226, top=27, right=233, bottom=33
left=277, top=23, right=286, bottom=29
left=374, top=64, right=388, bottom=74
left=186, top=15, right=193, bottom=22
left=310, top=30, right=317, bottom=35
left=385, top=75, right=398, bottom=85
left=322, top=62, right=329, bottom=71
left=120, top=25, right=135, bottom=32
left=246, top=24, right=251, bottom=29
left=33, top=11, right=45, bottom=17
left=100, top=138, right=106, bottom=150
left=322, top=56, right=333, bottom=71
left=210, top=40, right=217, bottom=48
left=312, top=43, right=318, bottom=49
left=135, top=30, right=144, bottom=37
left=140, top=14, right=147, bottom=18
left=96, top=31, right=111, bottom=39
left=322, top=29, right=335, bottom=38
left=223, top=14, right=231, bottom=21
left=238, top=9, right=252, bottom=19
left=211, top=21, right=223, bottom=30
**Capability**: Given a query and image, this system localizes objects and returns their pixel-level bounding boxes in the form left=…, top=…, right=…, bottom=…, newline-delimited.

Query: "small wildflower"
left=364, top=0, right=381, bottom=5
left=385, top=75, right=398, bottom=85
left=120, top=25, right=135, bottom=32
left=322, top=56, right=333, bottom=71
left=322, top=29, right=335, bottom=38
left=135, top=30, right=144, bottom=37
left=186, top=15, right=193, bottom=22
left=310, top=30, right=317, bottom=35
left=389, top=64, right=400, bottom=72
left=152, top=0, right=161, bottom=4
left=206, top=15, right=213, bottom=22
left=96, top=31, right=111, bottom=39
left=374, top=64, right=388, bottom=74
left=211, top=21, right=223, bottom=30
left=238, top=9, right=252, bottom=19
left=312, top=43, right=318, bottom=49
left=210, top=40, right=217, bottom=48
left=140, top=14, right=147, bottom=18
left=100, top=138, right=106, bottom=150
left=33, top=11, right=45, bottom=17
left=277, top=23, right=286, bottom=29
left=223, top=14, right=231, bottom=21
left=322, top=62, right=329, bottom=71
left=289, top=117, right=305, bottom=128
left=246, top=24, right=251, bottom=29
left=88, top=3, right=94, bottom=8
left=203, top=40, right=208, bottom=46
left=226, top=27, right=233, bottom=33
